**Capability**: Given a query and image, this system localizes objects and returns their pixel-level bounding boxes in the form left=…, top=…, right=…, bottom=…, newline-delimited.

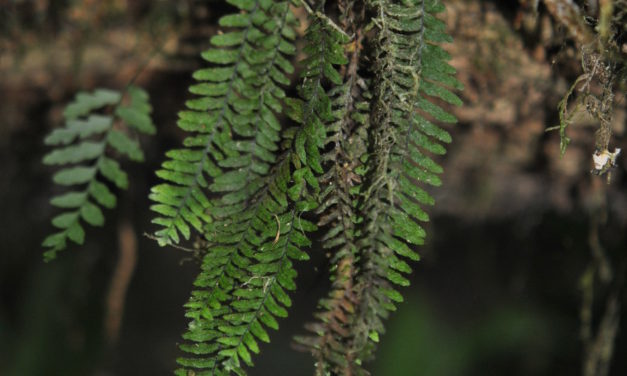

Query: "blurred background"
left=1, top=0, right=626, bottom=375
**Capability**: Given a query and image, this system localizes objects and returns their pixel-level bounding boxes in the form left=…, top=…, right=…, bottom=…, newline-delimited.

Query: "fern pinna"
left=149, top=0, right=460, bottom=374
left=42, top=87, right=155, bottom=261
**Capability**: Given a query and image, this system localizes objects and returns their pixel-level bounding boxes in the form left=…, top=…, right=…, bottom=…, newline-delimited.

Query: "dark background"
left=1, top=1, right=626, bottom=375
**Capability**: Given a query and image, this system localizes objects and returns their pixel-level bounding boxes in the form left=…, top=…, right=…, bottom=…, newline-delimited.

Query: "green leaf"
left=176, top=357, right=216, bottom=369
left=284, top=98, right=303, bottom=123
left=98, top=157, right=128, bottom=189
left=387, top=269, right=410, bottom=286
left=52, top=212, right=79, bottom=229
left=237, top=343, right=252, bottom=366
left=43, top=141, right=105, bottom=165
left=250, top=320, right=270, bottom=343
left=115, top=107, right=155, bottom=135
left=53, top=166, right=96, bottom=186
left=42, top=232, right=67, bottom=248
left=66, top=222, right=85, bottom=244
left=243, top=333, right=259, bottom=354
left=80, top=201, right=105, bottom=226
left=70, top=115, right=113, bottom=139
left=421, top=80, right=462, bottom=106
left=369, top=331, right=380, bottom=343
left=193, top=67, right=236, bottom=82
left=89, top=181, right=117, bottom=209
left=174, top=217, right=191, bottom=240
left=64, top=89, right=121, bottom=119
left=211, top=170, right=248, bottom=192
left=107, top=130, right=144, bottom=161
left=264, top=295, right=288, bottom=318
left=219, top=13, right=250, bottom=27
left=323, top=62, right=342, bottom=85
left=226, top=0, right=256, bottom=11
left=258, top=310, right=279, bottom=330
left=201, top=49, right=240, bottom=64
left=295, top=131, right=307, bottom=165
left=382, top=288, right=404, bottom=303
left=211, top=31, right=245, bottom=47
left=416, top=97, right=457, bottom=123
left=44, top=128, right=78, bottom=146
left=50, top=192, right=87, bottom=208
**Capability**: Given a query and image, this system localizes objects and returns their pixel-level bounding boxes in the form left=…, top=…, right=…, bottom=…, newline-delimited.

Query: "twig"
left=299, top=0, right=353, bottom=40
left=273, top=214, right=281, bottom=245
left=543, top=0, right=596, bottom=45
left=143, top=232, right=200, bottom=253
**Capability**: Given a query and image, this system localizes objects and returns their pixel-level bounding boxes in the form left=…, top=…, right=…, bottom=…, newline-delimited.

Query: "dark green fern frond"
left=347, top=0, right=462, bottom=368
left=42, top=86, right=155, bottom=261
left=174, top=11, right=349, bottom=375
left=293, top=1, right=372, bottom=373
left=149, top=0, right=299, bottom=247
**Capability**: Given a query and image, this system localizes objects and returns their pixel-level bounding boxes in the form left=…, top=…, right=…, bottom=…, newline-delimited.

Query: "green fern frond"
left=346, top=0, right=462, bottom=367
left=42, top=86, right=155, bottom=261
left=149, top=0, right=299, bottom=247
left=173, top=10, right=349, bottom=374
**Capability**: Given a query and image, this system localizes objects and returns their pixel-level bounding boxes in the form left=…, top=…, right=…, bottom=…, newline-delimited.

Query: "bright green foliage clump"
left=42, top=86, right=155, bottom=261
left=146, top=0, right=460, bottom=374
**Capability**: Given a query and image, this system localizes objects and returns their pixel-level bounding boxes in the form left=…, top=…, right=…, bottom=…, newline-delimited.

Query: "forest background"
left=1, top=0, right=626, bottom=375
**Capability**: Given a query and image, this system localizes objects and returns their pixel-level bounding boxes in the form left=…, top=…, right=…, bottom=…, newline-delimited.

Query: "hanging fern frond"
left=293, top=1, right=372, bottom=373
left=345, top=0, right=462, bottom=368
left=149, top=0, right=299, bottom=247
left=173, top=8, right=349, bottom=374
left=176, top=167, right=317, bottom=375
left=42, top=86, right=156, bottom=261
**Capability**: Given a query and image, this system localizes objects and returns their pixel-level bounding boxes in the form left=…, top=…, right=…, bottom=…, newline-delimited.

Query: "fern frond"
left=42, top=86, right=155, bottom=261
left=149, top=0, right=299, bottom=247
left=174, top=10, right=349, bottom=375
left=346, top=0, right=462, bottom=367
left=293, top=1, right=372, bottom=373
left=177, top=171, right=317, bottom=375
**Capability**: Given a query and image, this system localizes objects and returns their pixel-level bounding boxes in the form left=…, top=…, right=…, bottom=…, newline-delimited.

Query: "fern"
left=145, top=0, right=459, bottom=373
left=168, top=11, right=350, bottom=376
left=149, top=0, right=299, bottom=247
left=33, top=0, right=627, bottom=374
left=345, top=0, right=462, bottom=369
left=149, top=0, right=344, bottom=373
left=293, top=1, right=371, bottom=373
left=290, top=1, right=461, bottom=373
left=42, top=86, right=155, bottom=261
